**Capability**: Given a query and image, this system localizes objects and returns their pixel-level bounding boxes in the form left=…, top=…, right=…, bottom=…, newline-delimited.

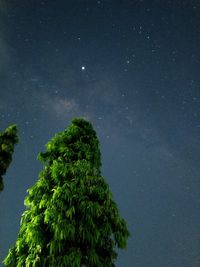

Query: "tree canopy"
left=4, top=118, right=129, bottom=267
left=0, top=125, right=18, bottom=191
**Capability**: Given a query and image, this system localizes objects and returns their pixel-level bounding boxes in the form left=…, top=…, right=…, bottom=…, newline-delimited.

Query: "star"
left=81, top=66, right=86, bottom=70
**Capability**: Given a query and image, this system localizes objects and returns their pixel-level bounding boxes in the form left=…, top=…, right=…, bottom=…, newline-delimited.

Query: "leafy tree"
left=4, top=118, right=129, bottom=267
left=0, top=125, right=18, bottom=191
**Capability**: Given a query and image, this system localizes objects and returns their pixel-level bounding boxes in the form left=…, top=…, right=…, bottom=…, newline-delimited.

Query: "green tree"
left=4, top=118, right=129, bottom=267
left=0, top=125, right=18, bottom=191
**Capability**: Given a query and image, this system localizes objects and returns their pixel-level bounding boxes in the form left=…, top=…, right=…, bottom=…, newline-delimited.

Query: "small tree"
left=0, top=125, right=18, bottom=191
left=4, top=118, right=129, bottom=267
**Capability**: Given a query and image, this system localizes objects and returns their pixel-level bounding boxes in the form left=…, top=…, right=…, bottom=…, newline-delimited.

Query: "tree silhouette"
left=4, top=118, right=129, bottom=267
left=0, top=125, right=18, bottom=191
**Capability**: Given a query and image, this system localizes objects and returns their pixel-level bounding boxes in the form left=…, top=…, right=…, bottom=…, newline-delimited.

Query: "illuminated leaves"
left=4, top=118, right=129, bottom=267
left=0, top=124, right=18, bottom=191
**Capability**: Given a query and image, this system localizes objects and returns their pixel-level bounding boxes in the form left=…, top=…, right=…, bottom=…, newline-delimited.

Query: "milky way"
left=0, top=1, right=200, bottom=266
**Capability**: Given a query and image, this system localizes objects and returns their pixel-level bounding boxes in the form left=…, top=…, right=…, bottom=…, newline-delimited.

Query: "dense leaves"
left=0, top=125, right=18, bottom=191
left=4, top=118, right=129, bottom=266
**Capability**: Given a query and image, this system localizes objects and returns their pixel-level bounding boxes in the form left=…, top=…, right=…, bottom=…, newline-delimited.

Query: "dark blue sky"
left=0, top=1, right=200, bottom=266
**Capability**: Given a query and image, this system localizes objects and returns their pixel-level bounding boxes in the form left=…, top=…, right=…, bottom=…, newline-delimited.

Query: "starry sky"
left=0, top=1, right=200, bottom=266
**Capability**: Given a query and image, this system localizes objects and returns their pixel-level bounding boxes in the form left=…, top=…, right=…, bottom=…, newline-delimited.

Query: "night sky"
left=0, top=1, right=200, bottom=266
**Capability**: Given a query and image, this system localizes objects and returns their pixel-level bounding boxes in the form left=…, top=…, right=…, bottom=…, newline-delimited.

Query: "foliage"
left=4, top=118, right=129, bottom=267
left=0, top=125, right=18, bottom=191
